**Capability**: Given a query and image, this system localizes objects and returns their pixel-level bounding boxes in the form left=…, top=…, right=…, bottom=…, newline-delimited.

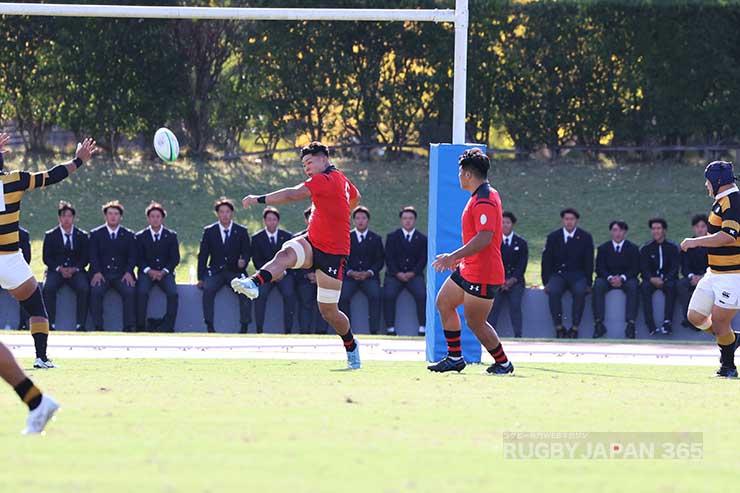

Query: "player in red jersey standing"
left=231, top=142, right=363, bottom=368
left=428, top=148, right=514, bottom=375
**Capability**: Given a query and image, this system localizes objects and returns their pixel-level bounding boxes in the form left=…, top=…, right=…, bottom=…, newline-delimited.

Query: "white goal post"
left=0, top=1, right=469, bottom=145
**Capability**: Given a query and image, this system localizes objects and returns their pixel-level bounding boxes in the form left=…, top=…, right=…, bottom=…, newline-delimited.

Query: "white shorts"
left=0, top=251, right=33, bottom=290
left=692, top=269, right=740, bottom=312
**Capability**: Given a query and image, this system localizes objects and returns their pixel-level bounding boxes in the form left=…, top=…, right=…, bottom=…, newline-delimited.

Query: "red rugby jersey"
left=305, top=166, right=359, bottom=255
left=459, top=182, right=505, bottom=285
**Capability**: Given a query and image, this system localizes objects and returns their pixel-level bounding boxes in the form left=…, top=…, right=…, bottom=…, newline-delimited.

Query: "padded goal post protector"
left=426, top=143, right=487, bottom=363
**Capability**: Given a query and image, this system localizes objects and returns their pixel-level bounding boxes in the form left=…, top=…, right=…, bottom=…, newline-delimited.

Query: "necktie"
left=406, top=233, right=411, bottom=242
left=110, top=232, right=115, bottom=240
left=615, top=245, right=620, bottom=254
left=565, top=235, right=569, bottom=244
left=64, top=233, right=71, bottom=250
left=223, top=229, right=230, bottom=243
left=505, top=238, right=510, bottom=247
left=270, top=235, right=276, bottom=247
left=154, top=233, right=160, bottom=243
left=359, top=233, right=365, bottom=243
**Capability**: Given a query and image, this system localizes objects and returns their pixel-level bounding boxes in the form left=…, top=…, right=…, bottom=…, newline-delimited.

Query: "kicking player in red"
left=428, top=148, right=514, bottom=375
left=231, top=142, right=363, bottom=368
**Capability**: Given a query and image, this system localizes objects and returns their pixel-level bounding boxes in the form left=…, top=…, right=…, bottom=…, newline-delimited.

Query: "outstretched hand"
left=432, top=253, right=458, bottom=272
left=242, top=195, right=260, bottom=208
left=75, top=138, right=98, bottom=163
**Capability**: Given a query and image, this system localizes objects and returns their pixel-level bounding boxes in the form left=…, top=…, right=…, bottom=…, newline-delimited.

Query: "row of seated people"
left=492, top=208, right=711, bottom=339
left=27, top=198, right=428, bottom=334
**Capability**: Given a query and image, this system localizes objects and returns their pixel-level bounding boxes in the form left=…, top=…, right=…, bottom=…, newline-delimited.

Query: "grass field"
left=7, top=153, right=715, bottom=284
left=1, top=357, right=738, bottom=492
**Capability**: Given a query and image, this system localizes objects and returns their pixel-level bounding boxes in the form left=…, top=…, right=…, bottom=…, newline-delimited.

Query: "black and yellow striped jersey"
left=0, top=170, right=58, bottom=253
left=707, top=187, right=740, bottom=274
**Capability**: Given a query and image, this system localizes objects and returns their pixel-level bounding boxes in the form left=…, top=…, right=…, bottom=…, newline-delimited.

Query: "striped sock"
left=14, top=378, right=42, bottom=410
left=489, top=343, right=510, bottom=366
left=444, top=330, right=462, bottom=359
left=252, top=269, right=273, bottom=287
left=340, top=330, right=357, bottom=352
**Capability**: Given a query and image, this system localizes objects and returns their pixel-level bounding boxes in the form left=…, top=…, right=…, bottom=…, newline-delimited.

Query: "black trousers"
left=677, top=277, right=696, bottom=321
left=592, top=277, right=639, bottom=323
left=296, top=280, right=328, bottom=334
left=546, top=272, right=588, bottom=327
left=136, top=273, right=179, bottom=332
left=340, top=277, right=382, bottom=333
left=641, top=279, right=677, bottom=327
left=383, top=275, right=426, bottom=328
left=255, top=275, right=296, bottom=333
left=42, top=271, right=90, bottom=327
left=488, top=280, right=525, bottom=337
left=202, top=270, right=252, bottom=327
left=90, top=275, right=135, bottom=330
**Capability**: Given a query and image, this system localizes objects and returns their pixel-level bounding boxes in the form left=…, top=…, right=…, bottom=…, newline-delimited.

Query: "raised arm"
left=0, top=135, right=97, bottom=190
left=242, top=184, right=311, bottom=207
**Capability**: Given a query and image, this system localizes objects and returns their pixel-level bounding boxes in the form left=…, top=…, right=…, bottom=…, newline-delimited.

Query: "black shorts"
left=306, top=238, right=348, bottom=280
left=450, top=268, right=500, bottom=300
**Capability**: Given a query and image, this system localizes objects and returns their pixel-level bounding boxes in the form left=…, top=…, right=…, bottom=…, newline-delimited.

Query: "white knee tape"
left=317, top=287, right=341, bottom=304
left=688, top=288, right=714, bottom=317
left=284, top=239, right=306, bottom=269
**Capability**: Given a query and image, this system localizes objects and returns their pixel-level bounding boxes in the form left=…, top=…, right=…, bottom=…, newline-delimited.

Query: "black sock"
left=32, top=332, right=48, bottom=361
left=719, top=343, right=737, bottom=369
left=340, top=330, right=357, bottom=352
left=444, top=330, right=461, bottom=358
left=14, top=378, right=42, bottom=410
left=252, top=269, right=273, bottom=287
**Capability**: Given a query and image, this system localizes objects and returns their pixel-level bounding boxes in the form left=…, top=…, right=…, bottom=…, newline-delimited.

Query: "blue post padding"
left=426, top=143, right=487, bottom=363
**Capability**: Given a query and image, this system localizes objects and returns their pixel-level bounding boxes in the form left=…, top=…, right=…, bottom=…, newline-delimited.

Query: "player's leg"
left=687, top=275, right=715, bottom=335
left=315, top=269, right=360, bottom=369
left=0, top=342, right=58, bottom=434
left=427, top=277, right=466, bottom=372
left=463, top=292, right=514, bottom=375
left=232, top=237, right=313, bottom=299
left=711, top=305, right=740, bottom=377
left=8, top=274, right=54, bottom=369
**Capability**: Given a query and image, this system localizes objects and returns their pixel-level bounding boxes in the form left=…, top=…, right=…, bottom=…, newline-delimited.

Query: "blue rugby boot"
left=715, top=366, right=738, bottom=378
left=486, top=361, right=515, bottom=375
left=231, top=275, right=259, bottom=299
left=347, top=344, right=361, bottom=370
left=427, top=356, right=466, bottom=373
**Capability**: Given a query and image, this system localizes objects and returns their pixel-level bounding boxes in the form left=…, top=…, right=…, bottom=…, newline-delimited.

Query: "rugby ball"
left=154, top=127, right=179, bottom=162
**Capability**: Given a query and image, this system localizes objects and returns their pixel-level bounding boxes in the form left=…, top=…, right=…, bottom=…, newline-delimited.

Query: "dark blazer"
left=19, top=227, right=31, bottom=264
left=595, top=240, right=640, bottom=280
left=348, top=229, right=385, bottom=277
left=197, top=222, right=251, bottom=280
left=89, top=225, right=137, bottom=277
left=541, top=227, right=594, bottom=285
left=42, top=225, right=89, bottom=272
left=639, top=239, right=680, bottom=280
left=502, top=233, right=528, bottom=283
left=251, top=228, right=293, bottom=271
left=385, top=229, right=427, bottom=276
left=135, top=227, right=180, bottom=275
left=681, top=244, right=708, bottom=278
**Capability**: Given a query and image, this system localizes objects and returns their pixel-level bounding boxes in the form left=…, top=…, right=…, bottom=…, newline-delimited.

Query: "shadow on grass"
left=524, top=365, right=702, bottom=385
